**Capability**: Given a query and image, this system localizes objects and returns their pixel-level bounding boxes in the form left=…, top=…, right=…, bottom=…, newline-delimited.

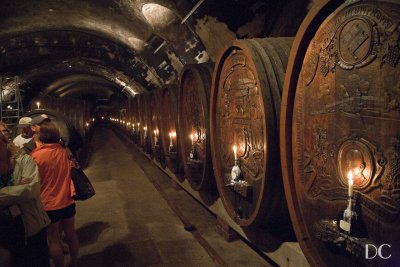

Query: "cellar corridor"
left=1, top=1, right=399, bottom=266
left=73, top=124, right=274, bottom=266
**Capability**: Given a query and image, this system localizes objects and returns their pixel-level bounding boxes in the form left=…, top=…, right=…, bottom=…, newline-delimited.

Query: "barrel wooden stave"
left=210, top=38, right=293, bottom=227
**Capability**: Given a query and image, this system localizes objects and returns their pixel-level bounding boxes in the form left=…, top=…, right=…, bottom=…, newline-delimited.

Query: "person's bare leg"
left=47, top=222, right=64, bottom=267
left=61, top=216, right=79, bottom=267
left=59, top=224, right=69, bottom=254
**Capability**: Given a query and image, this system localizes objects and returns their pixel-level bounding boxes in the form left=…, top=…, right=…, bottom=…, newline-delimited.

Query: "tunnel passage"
left=1, top=1, right=370, bottom=267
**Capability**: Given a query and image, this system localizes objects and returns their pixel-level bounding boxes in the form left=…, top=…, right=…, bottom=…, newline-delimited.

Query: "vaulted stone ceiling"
left=0, top=0, right=310, bottom=108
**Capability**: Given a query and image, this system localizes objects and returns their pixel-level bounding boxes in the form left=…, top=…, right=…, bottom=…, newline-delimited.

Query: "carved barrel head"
left=282, top=1, right=400, bottom=266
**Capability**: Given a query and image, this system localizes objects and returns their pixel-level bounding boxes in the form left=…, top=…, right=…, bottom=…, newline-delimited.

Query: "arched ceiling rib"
left=0, top=30, right=166, bottom=93
left=44, top=74, right=118, bottom=96
left=0, top=0, right=197, bottom=101
left=0, top=1, right=151, bottom=49
left=21, top=57, right=145, bottom=94
left=56, top=84, right=114, bottom=99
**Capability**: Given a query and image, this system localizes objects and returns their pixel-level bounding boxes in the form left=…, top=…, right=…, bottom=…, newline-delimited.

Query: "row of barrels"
left=114, top=1, right=400, bottom=266
left=118, top=40, right=292, bottom=228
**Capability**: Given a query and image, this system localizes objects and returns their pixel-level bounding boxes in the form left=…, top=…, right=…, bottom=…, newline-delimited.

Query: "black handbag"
left=71, top=166, right=95, bottom=201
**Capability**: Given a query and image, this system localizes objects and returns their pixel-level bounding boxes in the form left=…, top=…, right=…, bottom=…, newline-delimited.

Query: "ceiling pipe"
left=181, top=0, right=205, bottom=24
left=153, top=40, right=167, bottom=54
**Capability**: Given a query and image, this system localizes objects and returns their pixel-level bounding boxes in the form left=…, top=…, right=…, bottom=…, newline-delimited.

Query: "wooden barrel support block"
left=178, top=63, right=216, bottom=192
left=210, top=37, right=293, bottom=227
left=280, top=0, right=400, bottom=266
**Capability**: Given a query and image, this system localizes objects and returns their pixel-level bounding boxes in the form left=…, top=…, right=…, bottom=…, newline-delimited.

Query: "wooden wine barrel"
left=149, top=92, right=165, bottom=163
left=142, top=93, right=154, bottom=155
left=132, top=94, right=143, bottom=145
left=147, top=93, right=157, bottom=146
left=130, top=96, right=138, bottom=125
left=280, top=0, right=400, bottom=266
left=210, top=37, right=293, bottom=227
left=137, top=93, right=149, bottom=150
left=178, top=63, right=216, bottom=191
left=159, top=86, right=182, bottom=174
left=31, top=96, right=92, bottom=139
left=126, top=97, right=136, bottom=139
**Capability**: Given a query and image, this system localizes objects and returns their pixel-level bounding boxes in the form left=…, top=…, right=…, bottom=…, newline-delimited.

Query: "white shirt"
left=0, top=153, right=50, bottom=236
left=13, top=134, right=32, bottom=148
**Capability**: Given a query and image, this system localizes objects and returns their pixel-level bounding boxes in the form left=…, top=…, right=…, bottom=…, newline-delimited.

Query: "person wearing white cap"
left=13, top=117, right=34, bottom=148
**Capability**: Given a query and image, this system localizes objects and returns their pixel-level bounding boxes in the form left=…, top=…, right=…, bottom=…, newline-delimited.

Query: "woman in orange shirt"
left=31, top=121, right=79, bottom=267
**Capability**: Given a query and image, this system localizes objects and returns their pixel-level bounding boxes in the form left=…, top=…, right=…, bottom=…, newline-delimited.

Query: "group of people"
left=0, top=115, right=79, bottom=267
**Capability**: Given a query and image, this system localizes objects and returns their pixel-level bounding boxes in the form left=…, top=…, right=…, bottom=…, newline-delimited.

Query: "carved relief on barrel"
left=178, top=63, right=216, bottom=191
left=159, top=86, right=181, bottom=174
left=280, top=1, right=400, bottom=266
left=210, top=38, right=293, bottom=227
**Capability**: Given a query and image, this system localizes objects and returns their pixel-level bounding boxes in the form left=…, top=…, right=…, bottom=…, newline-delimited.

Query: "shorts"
left=46, top=204, right=76, bottom=223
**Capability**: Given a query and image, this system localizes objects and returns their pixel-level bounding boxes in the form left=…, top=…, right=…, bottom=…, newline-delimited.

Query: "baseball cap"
left=17, top=117, right=33, bottom=128
left=31, top=114, right=50, bottom=126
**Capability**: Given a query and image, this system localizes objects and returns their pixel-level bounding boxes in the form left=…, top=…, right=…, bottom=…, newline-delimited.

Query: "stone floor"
left=70, top=125, right=275, bottom=267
